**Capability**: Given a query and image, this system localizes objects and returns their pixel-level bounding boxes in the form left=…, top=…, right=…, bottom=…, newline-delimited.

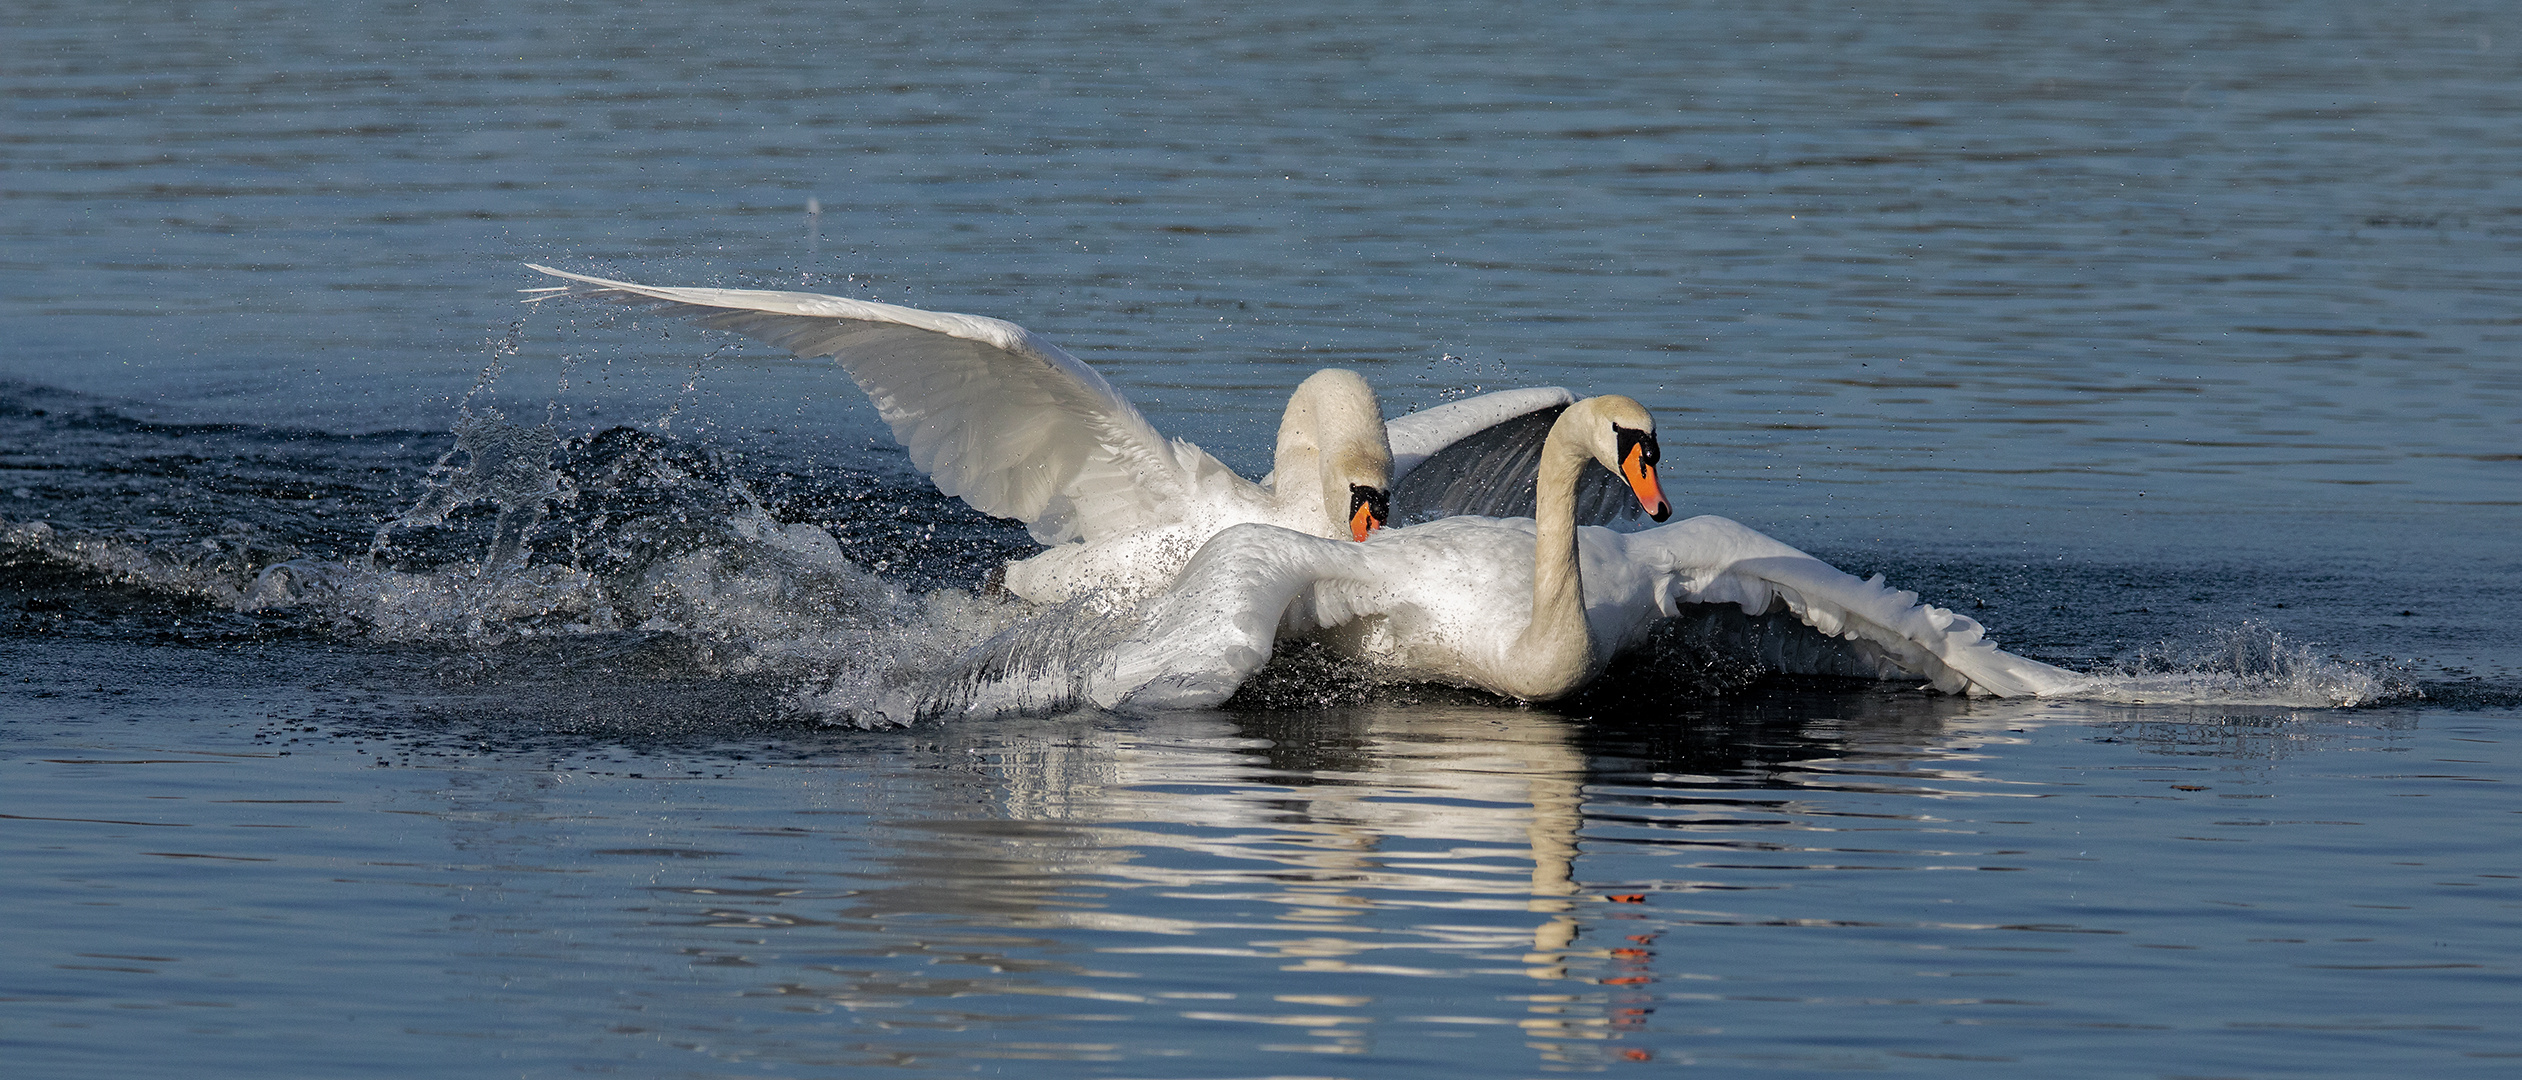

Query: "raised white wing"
left=1386, top=388, right=1646, bottom=526
left=1617, top=516, right=2085, bottom=697
left=525, top=265, right=1233, bottom=545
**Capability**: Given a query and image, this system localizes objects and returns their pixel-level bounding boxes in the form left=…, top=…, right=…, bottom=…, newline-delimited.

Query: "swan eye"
left=1612, top=425, right=1671, bottom=522
left=1614, top=425, right=1659, bottom=468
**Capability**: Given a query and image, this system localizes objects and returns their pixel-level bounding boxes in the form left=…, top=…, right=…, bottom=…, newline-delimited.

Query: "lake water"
left=4, top=1, right=2518, bottom=1076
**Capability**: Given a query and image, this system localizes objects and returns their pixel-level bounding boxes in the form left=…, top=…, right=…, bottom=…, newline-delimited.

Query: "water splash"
left=373, top=405, right=564, bottom=574
left=798, top=591, right=1140, bottom=725
left=0, top=379, right=2444, bottom=722
left=306, top=423, right=1050, bottom=722
left=2066, top=622, right=2417, bottom=708
left=0, top=386, right=1124, bottom=727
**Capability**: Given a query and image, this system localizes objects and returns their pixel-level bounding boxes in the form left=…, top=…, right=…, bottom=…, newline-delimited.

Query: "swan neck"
left=1507, top=415, right=1594, bottom=698
left=1271, top=369, right=1388, bottom=536
left=1270, top=393, right=1318, bottom=494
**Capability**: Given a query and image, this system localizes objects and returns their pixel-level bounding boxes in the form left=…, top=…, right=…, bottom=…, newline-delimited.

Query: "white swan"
left=524, top=265, right=1597, bottom=603
left=1089, top=396, right=2085, bottom=709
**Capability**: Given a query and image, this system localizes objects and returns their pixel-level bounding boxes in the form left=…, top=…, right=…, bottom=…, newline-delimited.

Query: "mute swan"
left=1088, top=397, right=2084, bottom=709
left=525, top=265, right=1597, bottom=603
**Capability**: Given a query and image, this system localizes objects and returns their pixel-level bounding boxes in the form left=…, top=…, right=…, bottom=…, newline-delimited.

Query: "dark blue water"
left=5, top=2, right=2518, bottom=1076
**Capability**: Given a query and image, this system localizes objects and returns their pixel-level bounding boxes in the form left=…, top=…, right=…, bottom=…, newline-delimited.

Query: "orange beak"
left=1347, top=484, right=1390, bottom=541
left=1349, top=500, right=1383, bottom=541
left=1622, top=443, right=1671, bottom=522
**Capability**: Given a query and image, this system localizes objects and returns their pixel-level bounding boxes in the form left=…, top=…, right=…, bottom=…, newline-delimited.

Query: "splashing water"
left=0, top=377, right=1150, bottom=727
left=0, top=379, right=2432, bottom=721
left=301, top=418, right=1095, bottom=724
left=373, top=405, right=564, bottom=574
left=5, top=462, right=2425, bottom=723
left=2069, top=621, right=2416, bottom=708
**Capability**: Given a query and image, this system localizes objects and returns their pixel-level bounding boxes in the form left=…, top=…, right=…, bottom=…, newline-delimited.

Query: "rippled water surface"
left=4, top=1, right=2519, bottom=1076
left=9, top=668, right=2521, bottom=1077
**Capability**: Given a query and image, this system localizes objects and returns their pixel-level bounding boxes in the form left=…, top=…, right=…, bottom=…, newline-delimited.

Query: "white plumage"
left=527, top=265, right=1589, bottom=603
left=1089, top=399, right=2082, bottom=709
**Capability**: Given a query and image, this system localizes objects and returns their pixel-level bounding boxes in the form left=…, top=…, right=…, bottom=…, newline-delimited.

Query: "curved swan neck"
left=1272, top=369, right=1389, bottom=534
left=1271, top=383, right=1320, bottom=482
left=1502, top=406, right=1600, bottom=698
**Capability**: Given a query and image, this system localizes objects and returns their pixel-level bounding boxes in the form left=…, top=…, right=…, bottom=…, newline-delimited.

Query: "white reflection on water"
left=609, top=700, right=2100, bottom=1070
left=609, top=707, right=1674, bottom=1067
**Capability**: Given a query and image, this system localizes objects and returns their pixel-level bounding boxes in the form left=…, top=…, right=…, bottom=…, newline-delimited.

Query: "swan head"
left=1278, top=369, right=1394, bottom=540
left=1340, top=473, right=1392, bottom=542
left=1570, top=395, right=1672, bottom=522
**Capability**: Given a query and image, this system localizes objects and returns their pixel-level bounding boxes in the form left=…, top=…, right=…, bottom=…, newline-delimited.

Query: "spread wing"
left=1386, top=389, right=1647, bottom=527
left=1619, top=516, right=2085, bottom=697
left=526, top=265, right=1237, bottom=545
left=1083, top=515, right=2087, bottom=710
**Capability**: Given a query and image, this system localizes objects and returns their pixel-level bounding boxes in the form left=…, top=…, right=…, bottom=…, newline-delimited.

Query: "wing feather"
left=1384, top=387, right=1571, bottom=475
left=526, top=264, right=1230, bottom=544
left=1091, top=523, right=1364, bottom=710
left=1388, top=390, right=1646, bottom=527
left=1620, top=516, right=2083, bottom=697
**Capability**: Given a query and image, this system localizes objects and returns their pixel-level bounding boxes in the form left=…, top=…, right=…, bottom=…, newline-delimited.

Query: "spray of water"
left=0, top=371, right=2432, bottom=721
left=2071, top=621, right=2417, bottom=708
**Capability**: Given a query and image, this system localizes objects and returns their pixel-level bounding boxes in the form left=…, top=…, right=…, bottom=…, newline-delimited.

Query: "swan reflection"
left=561, top=691, right=2063, bottom=1071
left=680, top=706, right=1689, bottom=1066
